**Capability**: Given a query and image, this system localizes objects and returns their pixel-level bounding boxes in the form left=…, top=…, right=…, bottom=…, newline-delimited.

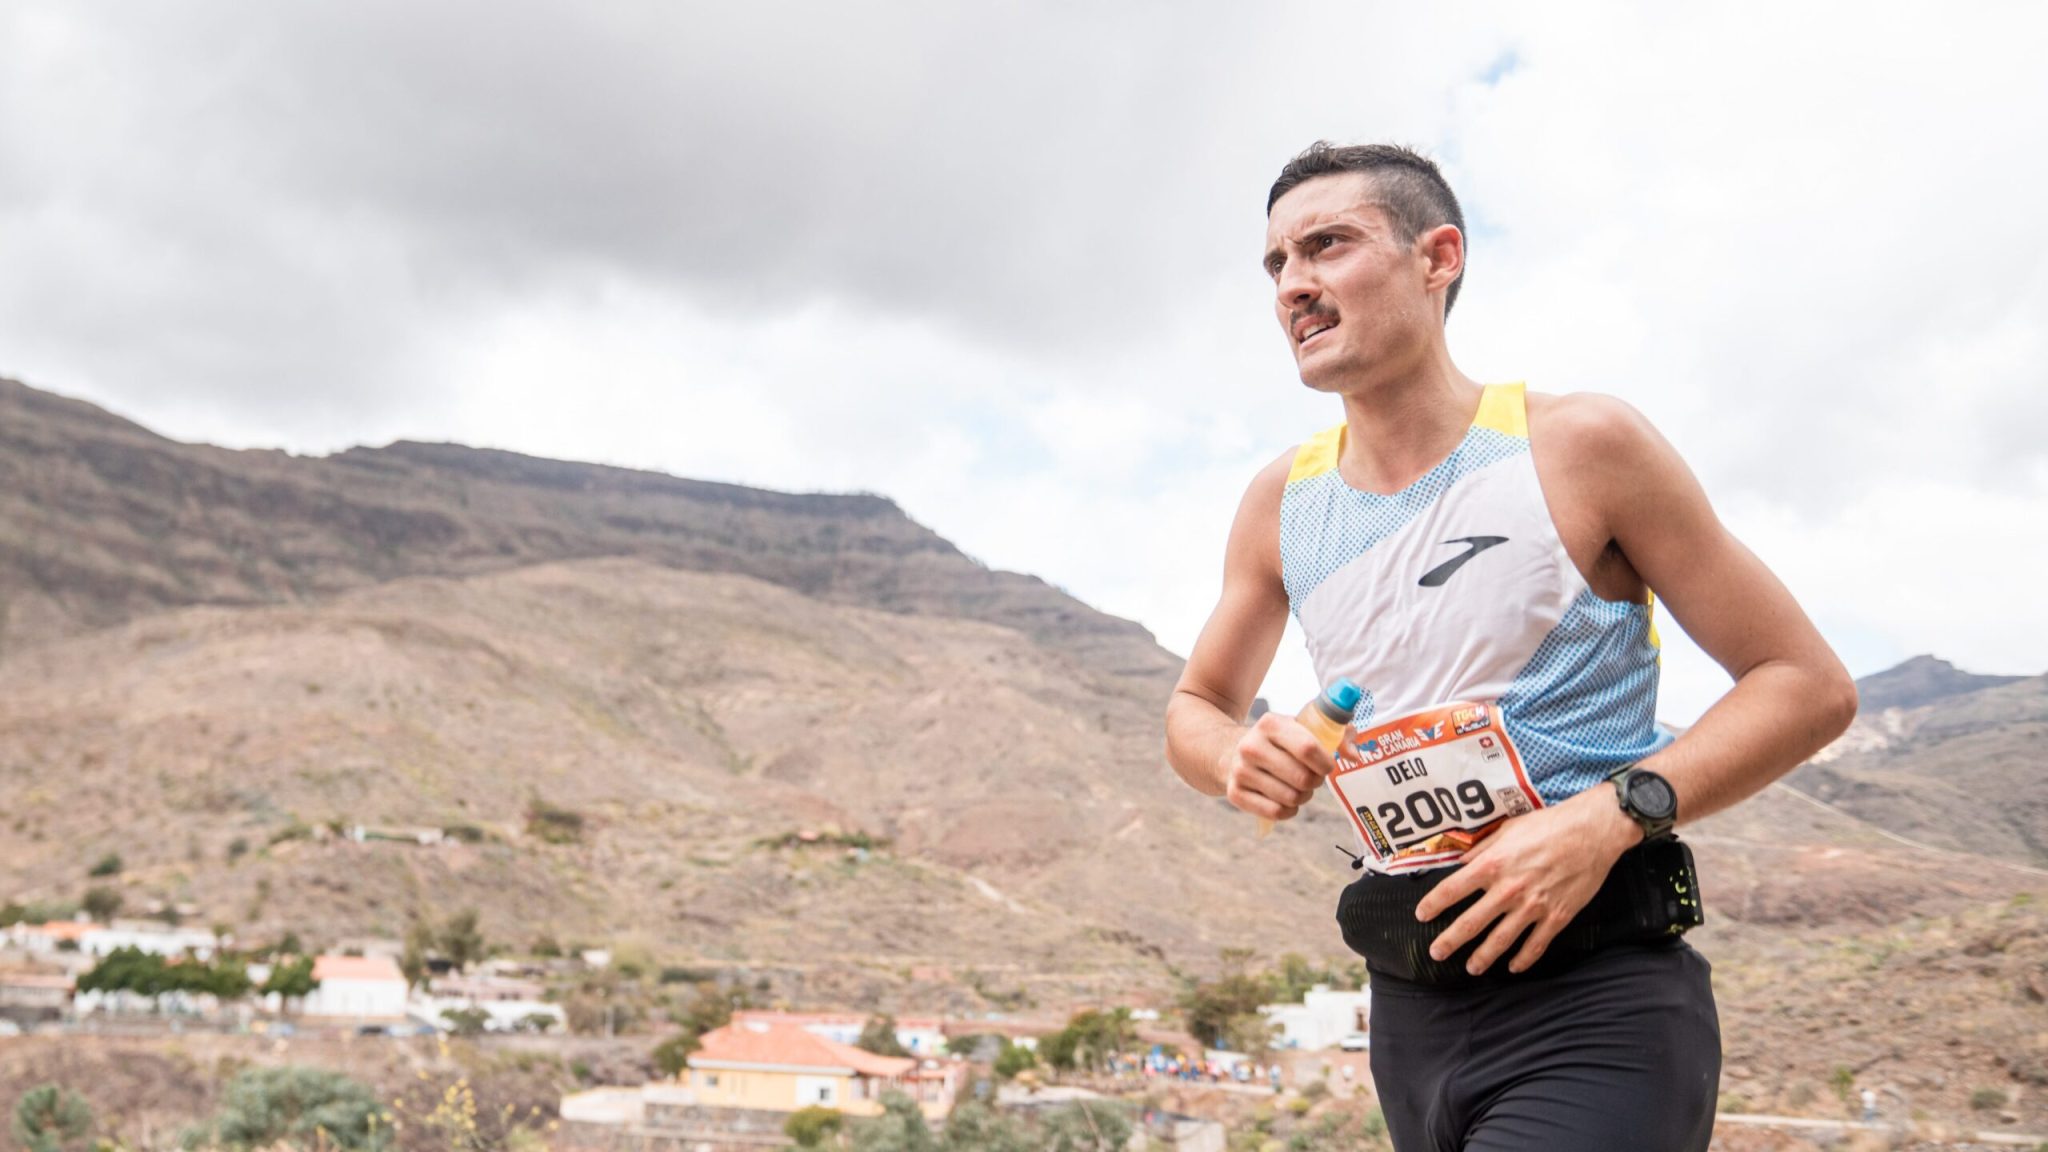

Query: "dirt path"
left=1717, top=1110, right=2046, bottom=1147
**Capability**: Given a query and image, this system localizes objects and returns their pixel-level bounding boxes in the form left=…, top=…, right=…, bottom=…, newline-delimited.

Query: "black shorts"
left=1368, top=938, right=1721, bottom=1152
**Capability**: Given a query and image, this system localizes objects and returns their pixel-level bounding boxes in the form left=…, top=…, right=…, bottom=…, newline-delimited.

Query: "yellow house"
left=685, top=1018, right=920, bottom=1118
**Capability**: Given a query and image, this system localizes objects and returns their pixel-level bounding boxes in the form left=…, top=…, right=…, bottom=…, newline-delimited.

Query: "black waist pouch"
left=1334, top=835, right=1704, bottom=989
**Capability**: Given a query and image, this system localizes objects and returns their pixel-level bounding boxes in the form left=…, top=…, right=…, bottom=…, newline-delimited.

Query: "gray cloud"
left=5, top=2, right=2047, bottom=717
left=0, top=2, right=1518, bottom=436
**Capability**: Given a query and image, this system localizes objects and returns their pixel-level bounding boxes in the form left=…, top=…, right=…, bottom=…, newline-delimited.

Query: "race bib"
left=1329, top=702, right=1542, bottom=873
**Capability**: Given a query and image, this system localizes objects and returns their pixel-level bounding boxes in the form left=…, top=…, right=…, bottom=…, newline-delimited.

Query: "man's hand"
left=1413, top=787, right=1642, bottom=975
left=1219, top=712, right=1335, bottom=824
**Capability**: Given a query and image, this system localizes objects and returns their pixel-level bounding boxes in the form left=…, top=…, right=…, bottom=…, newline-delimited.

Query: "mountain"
left=0, top=379, right=1173, bottom=690
left=1789, top=657, right=2048, bottom=867
left=1852, top=654, right=2027, bottom=714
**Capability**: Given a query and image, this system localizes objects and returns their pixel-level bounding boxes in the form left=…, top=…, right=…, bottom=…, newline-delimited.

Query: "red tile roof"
left=692, top=1020, right=916, bottom=1077
left=25, top=921, right=95, bottom=941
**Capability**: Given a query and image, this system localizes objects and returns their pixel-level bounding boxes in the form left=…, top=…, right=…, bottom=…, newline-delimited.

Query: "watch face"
left=1628, top=772, right=1677, bottom=820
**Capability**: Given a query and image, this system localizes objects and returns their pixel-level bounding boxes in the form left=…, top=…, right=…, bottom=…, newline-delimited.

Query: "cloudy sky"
left=4, top=3, right=2046, bottom=722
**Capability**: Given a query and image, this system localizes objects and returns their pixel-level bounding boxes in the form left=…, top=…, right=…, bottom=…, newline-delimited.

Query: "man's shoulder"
left=1222, top=447, right=1310, bottom=548
left=1524, top=389, right=1662, bottom=463
left=1243, top=446, right=1301, bottom=504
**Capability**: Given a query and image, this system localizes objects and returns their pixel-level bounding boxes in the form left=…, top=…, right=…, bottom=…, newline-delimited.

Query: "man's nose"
left=1275, top=257, right=1319, bottom=307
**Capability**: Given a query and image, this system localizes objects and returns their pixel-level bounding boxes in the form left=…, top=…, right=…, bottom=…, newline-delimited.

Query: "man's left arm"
left=1419, top=396, right=1859, bottom=975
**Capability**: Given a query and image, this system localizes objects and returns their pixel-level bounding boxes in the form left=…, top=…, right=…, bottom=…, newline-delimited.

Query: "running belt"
left=1280, top=382, right=1671, bottom=868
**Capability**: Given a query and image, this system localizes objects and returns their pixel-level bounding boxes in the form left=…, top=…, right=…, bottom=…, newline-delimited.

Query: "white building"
left=79, top=922, right=220, bottom=960
left=2, top=921, right=95, bottom=956
left=275, top=955, right=408, bottom=1019
left=2, top=920, right=217, bottom=961
left=1260, top=985, right=1370, bottom=1051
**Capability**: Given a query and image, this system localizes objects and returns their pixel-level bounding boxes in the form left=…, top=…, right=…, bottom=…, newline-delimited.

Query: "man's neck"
left=1333, top=344, right=1482, bottom=494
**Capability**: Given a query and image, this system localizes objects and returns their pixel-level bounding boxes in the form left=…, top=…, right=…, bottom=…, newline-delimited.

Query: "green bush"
left=524, top=796, right=586, bottom=844
left=857, top=1014, right=910, bottom=1057
left=440, top=1007, right=491, bottom=1037
left=845, top=1093, right=1125, bottom=1152
left=260, top=955, right=318, bottom=1000
left=1037, top=1008, right=1135, bottom=1072
left=848, top=1093, right=939, bottom=1152
left=438, top=908, right=486, bottom=973
left=184, top=1067, right=387, bottom=1150
left=1036, top=1101, right=1133, bottom=1152
left=267, top=822, right=313, bottom=846
left=1276, top=1109, right=1387, bottom=1152
left=1971, top=1087, right=2008, bottom=1111
left=78, top=946, right=253, bottom=1003
left=12, top=1085, right=92, bottom=1152
left=992, top=1042, right=1037, bottom=1080
left=80, top=887, right=121, bottom=924
left=653, top=1033, right=697, bottom=1078
left=785, top=1105, right=845, bottom=1148
left=87, top=853, right=122, bottom=878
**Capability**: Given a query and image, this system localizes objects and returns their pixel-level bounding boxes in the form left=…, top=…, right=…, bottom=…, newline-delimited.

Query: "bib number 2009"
left=1371, top=775, right=1498, bottom=841
left=1329, top=702, right=1542, bottom=873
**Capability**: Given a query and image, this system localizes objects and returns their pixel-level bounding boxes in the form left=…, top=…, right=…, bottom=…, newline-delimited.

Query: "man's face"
left=1263, top=172, right=1434, bottom=391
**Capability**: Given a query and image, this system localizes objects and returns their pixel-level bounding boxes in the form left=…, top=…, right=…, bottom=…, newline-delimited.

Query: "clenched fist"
left=1219, top=711, right=1339, bottom=823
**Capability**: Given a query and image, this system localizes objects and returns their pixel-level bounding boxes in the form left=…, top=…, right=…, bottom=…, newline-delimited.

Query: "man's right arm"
left=1164, top=453, right=1332, bottom=822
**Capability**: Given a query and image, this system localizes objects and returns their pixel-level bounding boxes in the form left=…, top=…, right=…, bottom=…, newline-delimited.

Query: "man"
left=1163, top=142, right=1857, bottom=1151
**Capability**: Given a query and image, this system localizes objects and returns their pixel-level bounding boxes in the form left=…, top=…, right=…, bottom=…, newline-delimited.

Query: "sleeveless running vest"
left=1280, top=383, right=1671, bottom=819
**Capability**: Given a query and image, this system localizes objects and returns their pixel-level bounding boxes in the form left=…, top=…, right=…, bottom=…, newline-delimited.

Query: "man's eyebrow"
left=1263, top=220, right=1359, bottom=269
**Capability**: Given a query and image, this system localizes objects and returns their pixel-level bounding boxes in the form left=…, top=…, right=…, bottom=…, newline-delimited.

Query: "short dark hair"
left=1267, top=142, right=1468, bottom=317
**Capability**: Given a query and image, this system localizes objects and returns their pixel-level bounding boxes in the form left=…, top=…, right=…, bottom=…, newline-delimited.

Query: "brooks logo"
left=1419, top=536, right=1509, bottom=587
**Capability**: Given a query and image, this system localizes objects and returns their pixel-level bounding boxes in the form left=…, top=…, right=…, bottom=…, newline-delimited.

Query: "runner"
left=1163, top=142, right=1858, bottom=1152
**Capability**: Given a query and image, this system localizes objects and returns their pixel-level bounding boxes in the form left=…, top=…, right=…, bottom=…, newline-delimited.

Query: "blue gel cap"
left=1325, top=678, right=1363, bottom=716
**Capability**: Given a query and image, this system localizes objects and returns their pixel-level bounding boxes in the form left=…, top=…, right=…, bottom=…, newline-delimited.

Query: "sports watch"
left=1608, top=764, right=1678, bottom=841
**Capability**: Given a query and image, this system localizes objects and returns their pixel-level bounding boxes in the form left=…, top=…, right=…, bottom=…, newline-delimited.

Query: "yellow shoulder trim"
left=1646, top=590, right=1663, bottom=652
left=1472, top=382, right=1529, bottom=439
left=1287, top=424, right=1346, bottom=484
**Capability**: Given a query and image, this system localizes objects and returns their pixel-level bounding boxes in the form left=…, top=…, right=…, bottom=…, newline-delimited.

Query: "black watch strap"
left=1609, top=764, right=1678, bottom=841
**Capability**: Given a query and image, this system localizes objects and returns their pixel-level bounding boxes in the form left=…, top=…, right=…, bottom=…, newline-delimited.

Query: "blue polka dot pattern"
left=1281, top=427, right=1527, bottom=615
left=1496, top=588, right=1672, bottom=805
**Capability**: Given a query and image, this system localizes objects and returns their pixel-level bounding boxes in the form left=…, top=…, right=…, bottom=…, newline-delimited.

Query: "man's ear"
left=1420, top=223, right=1464, bottom=294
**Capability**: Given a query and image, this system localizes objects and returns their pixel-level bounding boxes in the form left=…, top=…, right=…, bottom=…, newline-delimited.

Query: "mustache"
left=1290, top=305, right=1337, bottom=327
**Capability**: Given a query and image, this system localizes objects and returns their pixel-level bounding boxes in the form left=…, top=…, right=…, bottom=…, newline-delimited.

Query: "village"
left=1, top=900, right=1381, bottom=1150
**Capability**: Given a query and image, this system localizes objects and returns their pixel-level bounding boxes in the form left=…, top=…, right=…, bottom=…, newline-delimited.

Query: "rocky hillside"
left=0, top=556, right=1360, bottom=992
left=1852, top=654, right=2027, bottom=714
left=0, top=378, right=1174, bottom=690
left=1791, top=658, right=2048, bottom=867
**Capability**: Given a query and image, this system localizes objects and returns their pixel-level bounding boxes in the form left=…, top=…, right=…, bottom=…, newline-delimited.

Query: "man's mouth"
left=1295, top=316, right=1338, bottom=347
